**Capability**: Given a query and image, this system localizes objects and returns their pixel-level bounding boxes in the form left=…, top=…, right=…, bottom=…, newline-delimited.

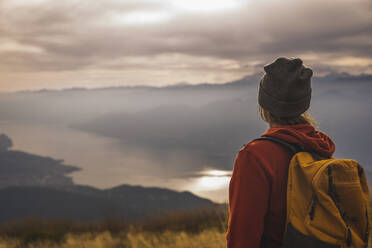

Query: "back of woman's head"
left=258, top=57, right=316, bottom=127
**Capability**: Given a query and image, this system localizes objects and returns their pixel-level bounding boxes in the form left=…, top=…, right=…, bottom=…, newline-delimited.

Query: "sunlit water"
left=0, top=122, right=230, bottom=203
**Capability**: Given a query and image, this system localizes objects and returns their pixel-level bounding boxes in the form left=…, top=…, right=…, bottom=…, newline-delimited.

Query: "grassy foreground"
left=0, top=229, right=226, bottom=248
left=0, top=207, right=228, bottom=248
left=0, top=206, right=371, bottom=248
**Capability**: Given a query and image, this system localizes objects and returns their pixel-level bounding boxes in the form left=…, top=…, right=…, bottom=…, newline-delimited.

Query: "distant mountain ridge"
left=12, top=72, right=372, bottom=94
left=0, top=184, right=217, bottom=222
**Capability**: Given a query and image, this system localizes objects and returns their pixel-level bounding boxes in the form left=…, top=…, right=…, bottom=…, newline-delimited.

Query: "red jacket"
left=226, top=124, right=335, bottom=248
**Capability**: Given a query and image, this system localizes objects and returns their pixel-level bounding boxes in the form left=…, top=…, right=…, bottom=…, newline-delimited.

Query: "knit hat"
left=258, top=57, right=313, bottom=118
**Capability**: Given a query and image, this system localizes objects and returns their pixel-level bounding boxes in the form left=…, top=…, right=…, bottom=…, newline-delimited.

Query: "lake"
left=0, top=122, right=230, bottom=203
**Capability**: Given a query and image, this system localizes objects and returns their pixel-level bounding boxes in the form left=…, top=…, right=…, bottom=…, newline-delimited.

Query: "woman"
left=226, top=57, right=336, bottom=248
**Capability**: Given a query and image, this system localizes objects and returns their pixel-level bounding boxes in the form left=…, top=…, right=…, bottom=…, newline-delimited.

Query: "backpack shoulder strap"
left=253, top=136, right=330, bottom=160
left=252, top=135, right=304, bottom=155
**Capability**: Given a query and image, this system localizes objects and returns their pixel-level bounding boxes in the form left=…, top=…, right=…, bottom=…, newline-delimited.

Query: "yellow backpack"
left=256, top=136, right=370, bottom=248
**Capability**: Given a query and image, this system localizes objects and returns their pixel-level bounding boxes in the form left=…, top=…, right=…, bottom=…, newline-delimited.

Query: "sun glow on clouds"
left=112, top=0, right=244, bottom=25
left=180, top=169, right=231, bottom=203
left=190, top=169, right=231, bottom=191
left=196, top=176, right=230, bottom=191
left=204, top=169, right=232, bottom=177
left=113, top=11, right=171, bottom=25
left=171, top=0, right=242, bottom=12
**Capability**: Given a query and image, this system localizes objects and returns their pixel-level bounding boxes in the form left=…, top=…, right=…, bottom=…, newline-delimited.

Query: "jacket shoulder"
left=240, top=138, right=280, bottom=152
left=239, top=138, right=293, bottom=164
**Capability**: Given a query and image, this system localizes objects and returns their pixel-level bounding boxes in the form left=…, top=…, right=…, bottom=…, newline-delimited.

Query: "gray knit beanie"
left=258, top=57, right=313, bottom=118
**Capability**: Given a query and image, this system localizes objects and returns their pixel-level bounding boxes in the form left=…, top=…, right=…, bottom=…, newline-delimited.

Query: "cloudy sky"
left=0, top=0, right=371, bottom=92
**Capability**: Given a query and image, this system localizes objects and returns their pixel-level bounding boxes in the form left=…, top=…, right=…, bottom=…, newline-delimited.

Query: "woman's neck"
left=269, top=123, right=279, bottom=128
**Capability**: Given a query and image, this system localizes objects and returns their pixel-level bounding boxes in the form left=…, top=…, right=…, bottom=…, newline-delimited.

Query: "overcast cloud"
left=0, top=0, right=371, bottom=91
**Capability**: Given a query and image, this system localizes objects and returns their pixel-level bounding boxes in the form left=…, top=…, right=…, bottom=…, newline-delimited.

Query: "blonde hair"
left=258, top=104, right=318, bottom=128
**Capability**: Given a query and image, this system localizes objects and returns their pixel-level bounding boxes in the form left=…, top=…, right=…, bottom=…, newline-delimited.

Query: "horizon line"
left=1, top=71, right=371, bottom=94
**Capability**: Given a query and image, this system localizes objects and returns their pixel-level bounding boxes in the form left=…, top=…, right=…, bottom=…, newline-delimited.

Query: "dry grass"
left=0, top=206, right=370, bottom=248
left=0, top=207, right=228, bottom=248
left=0, top=229, right=226, bottom=248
